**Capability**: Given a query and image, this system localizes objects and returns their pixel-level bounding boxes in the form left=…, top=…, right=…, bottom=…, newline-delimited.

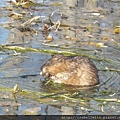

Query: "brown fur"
left=41, top=54, right=99, bottom=86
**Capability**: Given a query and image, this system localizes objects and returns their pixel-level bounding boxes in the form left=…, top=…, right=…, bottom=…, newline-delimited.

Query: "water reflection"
left=61, top=106, right=75, bottom=115
left=0, top=27, right=9, bottom=44
left=8, top=27, right=33, bottom=46
left=0, top=0, right=120, bottom=115
left=61, top=0, right=77, bottom=39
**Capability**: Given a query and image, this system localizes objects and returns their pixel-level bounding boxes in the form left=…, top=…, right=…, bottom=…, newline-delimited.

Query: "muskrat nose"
left=40, top=70, right=50, bottom=78
left=40, top=71, right=43, bottom=76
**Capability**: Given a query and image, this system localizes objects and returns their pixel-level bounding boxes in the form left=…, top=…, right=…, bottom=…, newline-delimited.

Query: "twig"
left=93, top=98, right=120, bottom=103
left=1, top=45, right=120, bottom=65
left=99, top=68, right=120, bottom=73
left=21, top=16, right=41, bottom=27
left=105, top=75, right=119, bottom=88
left=97, top=75, right=113, bottom=88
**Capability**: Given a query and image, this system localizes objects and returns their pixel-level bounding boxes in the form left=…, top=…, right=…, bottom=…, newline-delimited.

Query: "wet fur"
left=41, top=54, right=99, bottom=86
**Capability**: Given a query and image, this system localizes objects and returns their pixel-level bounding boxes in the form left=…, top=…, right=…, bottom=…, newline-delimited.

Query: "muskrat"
left=41, top=54, right=99, bottom=86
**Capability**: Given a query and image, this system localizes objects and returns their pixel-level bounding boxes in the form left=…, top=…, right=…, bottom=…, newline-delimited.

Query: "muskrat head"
left=40, top=66, right=50, bottom=78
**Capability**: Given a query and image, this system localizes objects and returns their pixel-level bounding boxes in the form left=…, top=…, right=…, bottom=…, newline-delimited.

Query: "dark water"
left=0, top=0, right=120, bottom=115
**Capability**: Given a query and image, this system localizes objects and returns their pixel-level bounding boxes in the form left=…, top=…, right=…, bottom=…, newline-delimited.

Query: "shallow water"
left=0, top=0, right=120, bottom=115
